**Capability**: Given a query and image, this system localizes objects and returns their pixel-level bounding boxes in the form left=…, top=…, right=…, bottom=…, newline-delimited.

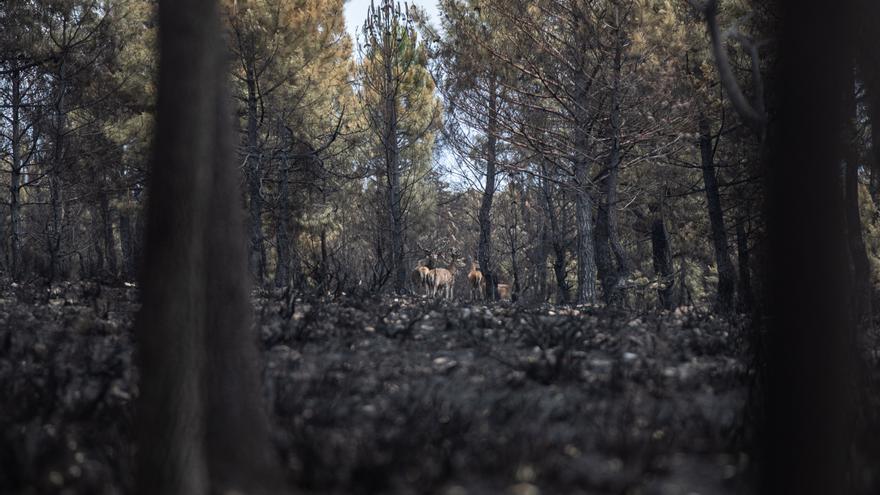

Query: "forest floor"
left=0, top=282, right=755, bottom=495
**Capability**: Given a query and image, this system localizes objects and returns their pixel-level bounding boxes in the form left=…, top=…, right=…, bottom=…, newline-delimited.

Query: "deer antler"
left=415, top=240, right=434, bottom=256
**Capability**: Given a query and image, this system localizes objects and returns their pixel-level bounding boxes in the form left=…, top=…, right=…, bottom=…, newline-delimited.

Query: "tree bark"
left=867, top=90, right=880, bottom=208
left=572, top=52, right=597, bottom=305
left=540, top=162, right=569, bottom=304
left=100, top=187, right=118, bottom=278
left=384, top=47, right=406, bottom=294
left=698, top=113, right=736, bottom=312
left=479, top=78, right=499, bottom=300
left=135, top=1, right=284, bottom=493
left=596, top=12, right=630, bottom=306
left=573, top=158, right=596, bottom=305
left=245, top=63, right=267, bottom=284
left=8, top=67, right=23, bottom=280
left=274, top=157, right=291, bottom=288
left=48, top=62, right=68, bottom=282
left=844, top=71, right=872, bottom=324
left=735, top=209, right=754, bottom=313
left=535, top=225, right=550, bottom=302
left=119, top=211, right=135, bottom=280
left=762, top=0, right=857, bottom=491
left=650, top=204, right=675, bottom=310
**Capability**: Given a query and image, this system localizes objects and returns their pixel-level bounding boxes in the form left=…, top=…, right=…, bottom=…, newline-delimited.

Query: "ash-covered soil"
left=0, top=283, right=754, bottom=494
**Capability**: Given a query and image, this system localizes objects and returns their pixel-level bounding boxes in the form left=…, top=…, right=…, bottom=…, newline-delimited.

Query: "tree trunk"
left=479, top=79, right=499, bottom=300
left=573, top=161, right=596, bottom=305
left=596, top=4, right=631, bottom=307
left=844, top=72, right=872, bottom=324
left=48, top=63, right=68, bottom=282
left=274, top=158, right=291, bottom=288
left=650, top=204, right=675, bottom=310
left=385, top=50, right=406, bottom=294
left=119, top=212, right=135, bottom=280
left=540, top=162, right=569, bottom=304
left=135, top=1, right=284, bottom=493
left=9, top=67, right=23, bottom=280
left=508, top=177, right=522, bottom=302
left=868, top=92, right=880, bottom=208
left=91, top=203, right=105, bottom=277
left=319, top=227, right=329, bottom=294
left=735, top=209, right=754, bottom=313
left=573, top=61, right=596, bottom=305
left=698, top=113, right=736, bottom=312
left=762, top=1, right=857, bottom=491
left=100, top=187, right=118, bottom=278
left=245, top=63, right=266, bottom=284
left=535, top=225, right=550, bottom=302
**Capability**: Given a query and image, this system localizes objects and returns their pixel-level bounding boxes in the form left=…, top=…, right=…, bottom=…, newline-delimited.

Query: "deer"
left=430, top=252, right=461, bottom=300
left=411, top=260, right=431, bottom=296
left=467, top=259, right=485, bottom=301
left=496, top=283, right=512, bottom=301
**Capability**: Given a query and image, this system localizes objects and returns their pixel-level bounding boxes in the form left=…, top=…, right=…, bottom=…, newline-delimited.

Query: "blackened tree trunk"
left=535, top=225, right=550, bottom=302
left=735, top=209, right=754, bottom=312
left=274, top=157, right=291, bottom=288
left=698, top=113, right=736, bottom=312
left=119, top=212, right=135, bottom=280
left=48, top=63, right=69, bottom=282
left=868, top=91, right=880, bottom=207
left=844, top=77, right=872, bottom=324
left=570, top=10, right=598, bottom=306
left=99, top=188, right=118, bottom=278
left=479, top=79, right=499, bottom=300
left=845, top=135, right=872, bottom=321
left=573, top=116, right=597, bottom=305
left=134, top=0, right=284, bottom=493
left=596, top=11, right=631, bottom=306
left=245, top=63, right=267, bottom=284
left=507, top=178, right=522, bottom=302
left=540, top=162, right=569, bottom=304
left=763, top=0, right=857, bottom=492
left=650, top=203, right=675, bottom=310
left=8, top=67, right=23, bottom=280
left=573, top=66, right=596, bottom=304
left=385, top=56, right=406, bottom=294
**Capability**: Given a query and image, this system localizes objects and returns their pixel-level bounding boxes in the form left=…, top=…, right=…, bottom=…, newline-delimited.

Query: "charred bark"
left=119, top=212, right=135, bottom=280
left=134, top=0, right=284, bottom=493
left=762, top=1, right=857, bottom=491
left=274, top=157, right=291, bottom=288
left=245, top=63, right=267, bottom=284
left=844, top=72, right=872, bottom=324
left=735, top=210, right=754, bottom=313
left=8, top=67, right=23, bottom=280
left=540, top=162, right=569, bottom=304
left=650, top=203, right=675, bottom=310
left=99, top=188, right=118, bottom=278
left=595, top=4, right=631, bottom=307
left=698, top=113, right=736, bottom=312
left=479, top=79, right=499, bottom=301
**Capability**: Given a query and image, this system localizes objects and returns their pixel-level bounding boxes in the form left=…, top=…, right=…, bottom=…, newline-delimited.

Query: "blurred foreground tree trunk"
left=762, top=0, right=857, bottom=493
left=133, top=0, right=284, bottom=493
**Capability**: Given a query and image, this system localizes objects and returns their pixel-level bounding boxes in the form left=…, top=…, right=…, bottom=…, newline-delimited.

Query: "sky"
left=342, top=0, right=469, bottom=188
left=343, top=0, right=441, bottom=49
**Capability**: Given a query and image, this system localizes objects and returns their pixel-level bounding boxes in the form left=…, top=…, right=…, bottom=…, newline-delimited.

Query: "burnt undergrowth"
left=0, top=283, right=759, bottom=494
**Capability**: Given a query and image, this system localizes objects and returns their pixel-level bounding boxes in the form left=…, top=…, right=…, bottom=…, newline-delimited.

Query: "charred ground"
left=1, top=283, right=754, bottom=494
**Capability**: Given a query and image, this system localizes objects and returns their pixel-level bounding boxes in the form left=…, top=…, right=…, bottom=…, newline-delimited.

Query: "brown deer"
left=467, top=260, right=485, bottom=301
left=411, top=261, right=431, bottom=296
left=496, top=283, right=512, bottom=301
left=431, top=252, right=461, bottom=299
